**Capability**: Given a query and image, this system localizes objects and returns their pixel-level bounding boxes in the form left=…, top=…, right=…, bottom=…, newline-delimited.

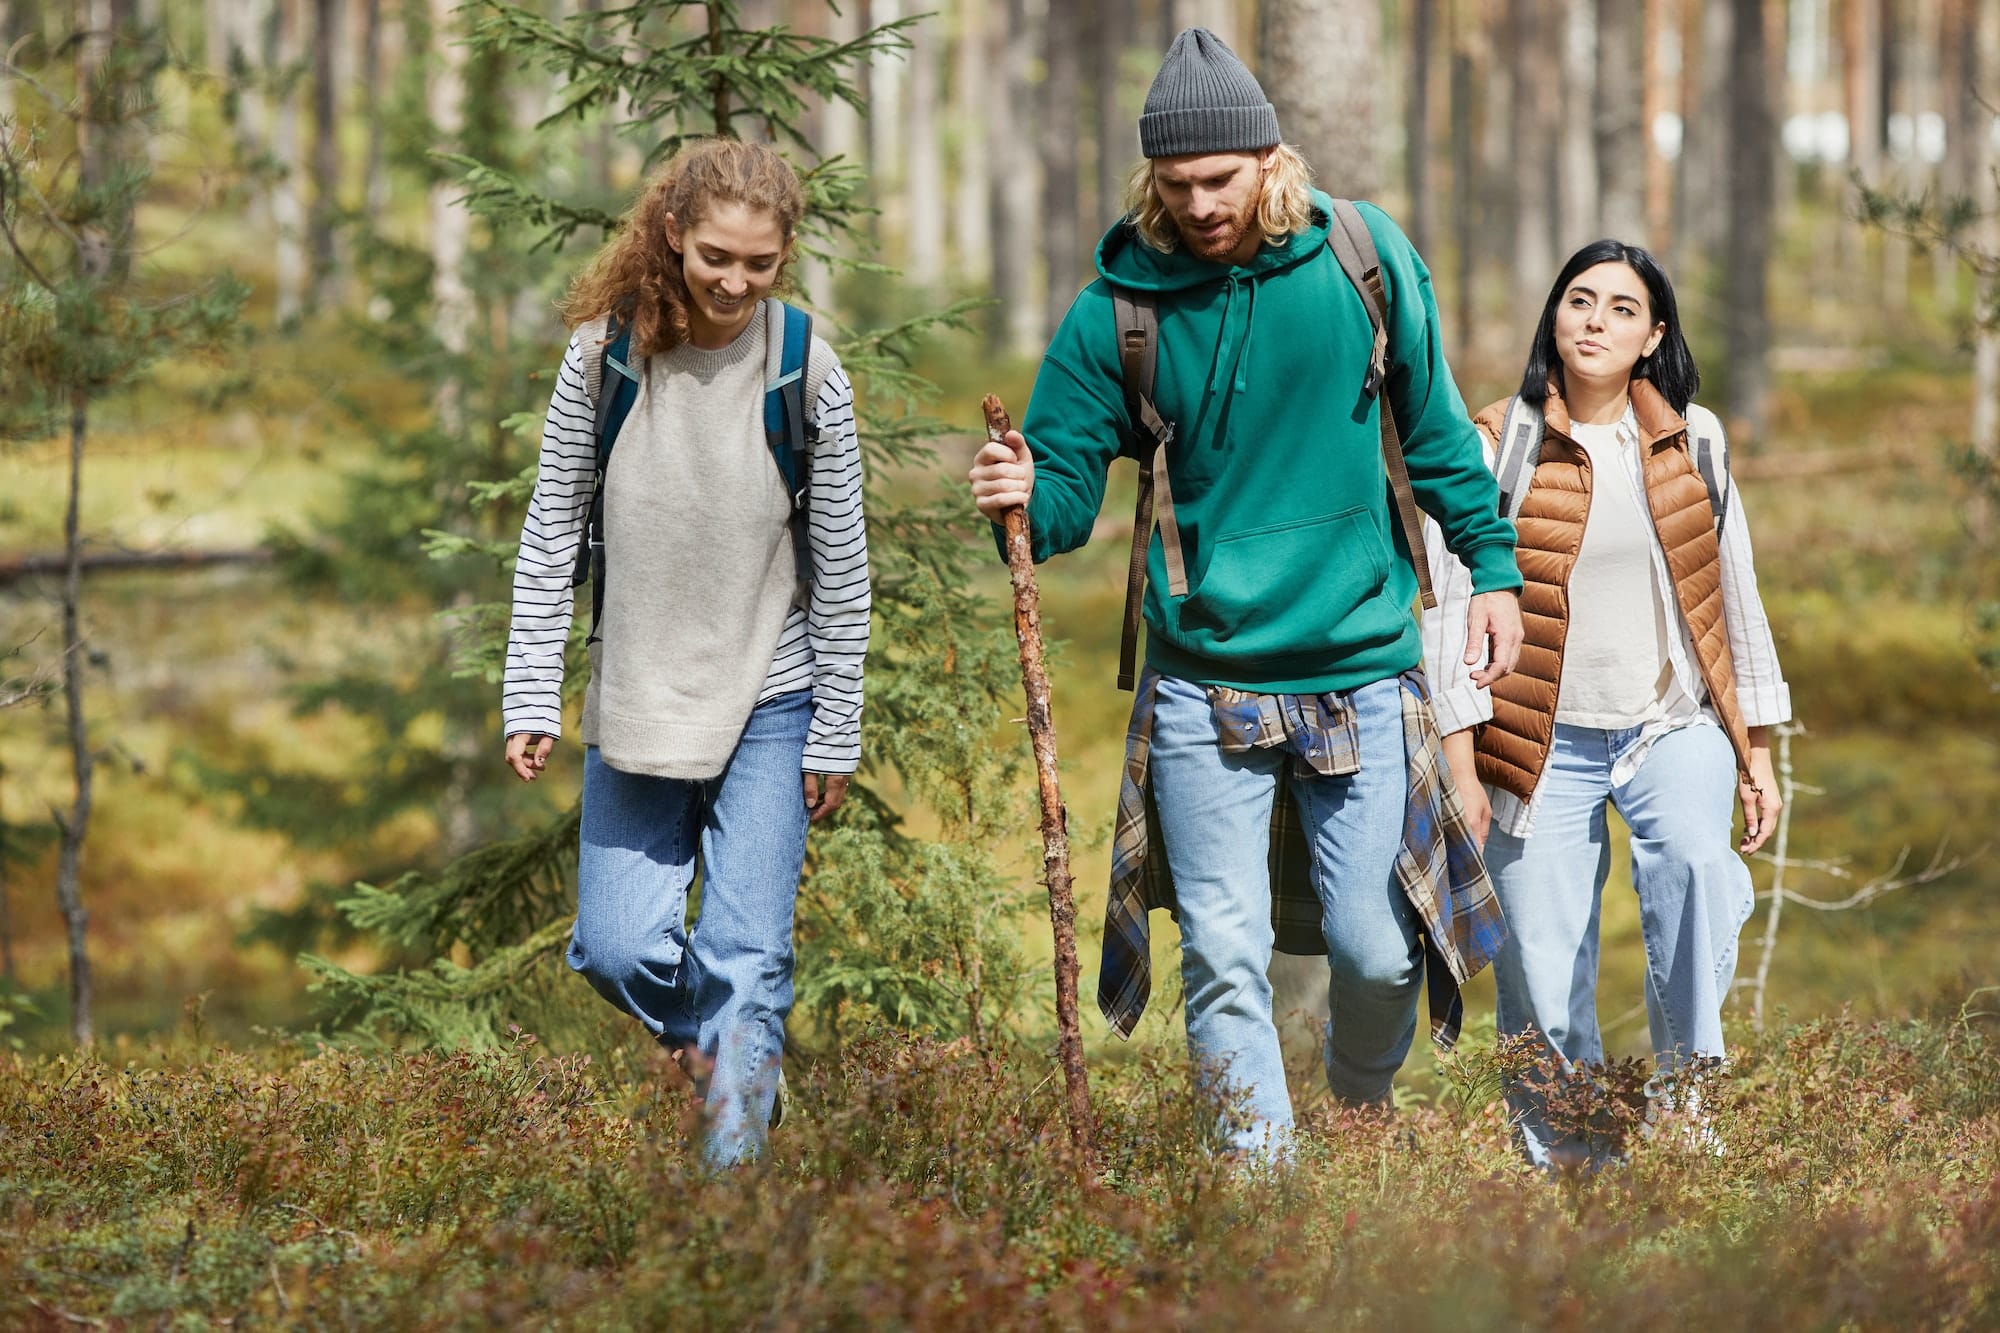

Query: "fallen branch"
left=0, top=547, right=275, bottom=584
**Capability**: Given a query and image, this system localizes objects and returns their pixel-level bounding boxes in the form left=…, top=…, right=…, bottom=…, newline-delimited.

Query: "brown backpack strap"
left=1326, top=199, right=1436, bottom=612
left=1111, top=288, right=1184, bottom=692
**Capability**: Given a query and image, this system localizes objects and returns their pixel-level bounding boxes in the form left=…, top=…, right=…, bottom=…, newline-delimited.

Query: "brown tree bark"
left=983, top=394, right=1097, bottom=1180
left=1725, top=0, right=1776, bottom=444
left=1510, top=0, right=1559, bottom=308
left=1258, top=0, right=1380, bottom=198
left=1449, top=0, right=1479, bottom=355
left=1643, top=0, right=1672, bottom=253
left=1595, top=0, right=1646, bottom=240
left=1092, top=0, right=1133, bottom=230
left=1558, top=0, right=1598, bottom=250
left=1409, top=0, right=1436, bottom=257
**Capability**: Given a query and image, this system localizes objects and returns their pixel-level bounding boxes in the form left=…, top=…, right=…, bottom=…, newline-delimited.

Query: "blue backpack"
left=570, top=298, right=817, bottom=639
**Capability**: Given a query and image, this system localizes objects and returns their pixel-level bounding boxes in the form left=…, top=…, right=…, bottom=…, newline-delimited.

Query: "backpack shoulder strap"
left=1683, top=403, right=1729, bottom=533
left=1324, top=199, right=1435, bottom=611
left=574, top=313, right=641, bottom=641
left=763, top=298, right=815, bottom=582
left=1494, top=394, right=1543, bottom=521
left=1109, top=285, right=1185, bottom=691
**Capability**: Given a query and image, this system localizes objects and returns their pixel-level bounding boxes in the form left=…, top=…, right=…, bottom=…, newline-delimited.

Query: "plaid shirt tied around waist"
left=1098, top=667, right=1506, bottom=1048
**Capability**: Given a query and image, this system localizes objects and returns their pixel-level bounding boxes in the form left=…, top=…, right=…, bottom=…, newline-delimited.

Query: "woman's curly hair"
left=558, top=137, right=807, bottom=359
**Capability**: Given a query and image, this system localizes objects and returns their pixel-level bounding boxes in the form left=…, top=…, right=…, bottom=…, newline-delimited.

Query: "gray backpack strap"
left=1325, top=198, right=1434, bottom=610
left=1692, top=431, right=1728, bottom=533
left=1111, top=285, right=1183, bottom=692
left=1494, top=394, right=1543, bottom=521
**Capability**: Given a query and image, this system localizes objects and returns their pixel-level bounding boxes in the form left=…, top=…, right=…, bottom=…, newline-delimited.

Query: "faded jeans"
left=1486, top=721, right=1756, bottom=1167
left=568, top=689, right=811, bottom=1168
left=1150, top=673, right=1423, bottom=1157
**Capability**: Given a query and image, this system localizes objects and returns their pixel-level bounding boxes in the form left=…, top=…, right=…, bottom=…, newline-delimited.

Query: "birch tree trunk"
left=1595, top=0, right=1646, bottom=240
left=988, top=0, right=1038, bottom=356
left=271, top=0, right=308, bottom=322
left=1258, top=0, right=1380, bottom=199
left=310, top=0, right=343, bottom=310
left=950, top=0, right=991, bottom=282
left=427, top=0, right=471, bottom=432
left=1726, top=0, right=1776, bottom=444
left=904, top=10, right=945, bottom=287
left=1043, top=0, right=1085, bottom=332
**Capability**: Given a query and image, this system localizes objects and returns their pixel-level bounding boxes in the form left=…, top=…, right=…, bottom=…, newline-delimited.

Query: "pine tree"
left=302, top=1, right=1037, bottom=1053
left=0, top=8, right=247, bottom=1044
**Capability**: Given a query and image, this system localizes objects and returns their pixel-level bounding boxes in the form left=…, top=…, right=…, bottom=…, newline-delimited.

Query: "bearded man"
left=968, top=28, right=1525, bottom=1155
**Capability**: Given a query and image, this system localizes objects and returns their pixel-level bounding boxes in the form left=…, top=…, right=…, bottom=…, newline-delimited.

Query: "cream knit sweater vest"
left=578, top=304, right=803, bottom=779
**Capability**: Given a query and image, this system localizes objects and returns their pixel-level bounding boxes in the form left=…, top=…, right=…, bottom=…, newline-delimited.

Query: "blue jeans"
left=569, top=690, right=812, bottom=1168
left=1487, top=721, right=1755, bottom=1167
left=1150, top=673, right=1422, bottom=1156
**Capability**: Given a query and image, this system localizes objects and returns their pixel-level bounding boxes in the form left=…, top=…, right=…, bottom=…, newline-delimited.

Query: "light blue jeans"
left=1150, top=673, right=1423, bottom=1157
left=1487, top=721, right=1756, bottom=1167
left=568, top=690, right=812, bottom=1168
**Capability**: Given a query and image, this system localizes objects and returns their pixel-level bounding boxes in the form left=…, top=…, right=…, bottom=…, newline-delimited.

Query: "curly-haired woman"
left=500, top=138, right=869, bottom=1167
left=1422, top=240, right=1790, bottom=1167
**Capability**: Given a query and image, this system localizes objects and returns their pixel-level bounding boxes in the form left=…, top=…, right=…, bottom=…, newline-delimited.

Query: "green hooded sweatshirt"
left=1014, top=191, right=1521, bottom=694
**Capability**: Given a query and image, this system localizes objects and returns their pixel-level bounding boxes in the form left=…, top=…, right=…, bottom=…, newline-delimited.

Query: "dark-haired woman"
left=1421, top=241, right=1789, bottom=1167
left=500, top=138, right=870, bottom=1168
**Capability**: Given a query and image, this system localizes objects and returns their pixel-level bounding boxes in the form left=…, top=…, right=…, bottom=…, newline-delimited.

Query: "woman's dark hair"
left=1516, top=239, right=1699, bottom=414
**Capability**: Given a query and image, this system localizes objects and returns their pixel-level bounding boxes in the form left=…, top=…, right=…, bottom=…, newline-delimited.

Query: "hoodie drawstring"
left=1206, top=273, right=1257, bottom=398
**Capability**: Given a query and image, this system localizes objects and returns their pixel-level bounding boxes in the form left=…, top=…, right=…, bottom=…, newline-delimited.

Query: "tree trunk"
left=361, top=0, right=387, bottom=225
left=1640, top=0, right=1672, bottom=254
left=1449, top=1, right=1477, bottom=355
left=904, top=10, right=945, bottom=287
left=271, top=0, right=307, bottom=322
left=951, top=0, right=991, bottom=281
left=1408, top=0, right=1435, bottom=257
left=1042, top=0, right=1084, bottom=333
left=987, top=0, right=1038, bottom=356
left=867, top=0, right=904, bottom=247
left=56, top=393, right=97, bottom=1048
left=1258, top=0, right=1380, bottom=199
left=1093, top=0, right=1132, bottom=229
left=310, top=0, right=343, bottom=310
left=428, top=0, right=471, bottom=432
left=1725, top=0, right=1775, bottom=444
left=1971, top=0, right=1998, bottom=458
left=1558, top=0, right=1597, bottom=251
left=1510, top=0, right=1558, bottom=309
left=1881, top=0, right=1910, bottom=313
left=1596, top=0, right=1646, bottom=240
left=1674, top=0, right=1734, bottom=269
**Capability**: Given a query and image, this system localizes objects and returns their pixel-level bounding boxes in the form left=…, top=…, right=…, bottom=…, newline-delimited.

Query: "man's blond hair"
left=1120, top=142, right=1317, bottom=255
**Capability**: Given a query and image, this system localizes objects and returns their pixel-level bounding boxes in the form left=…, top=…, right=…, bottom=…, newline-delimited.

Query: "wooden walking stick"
left=982, top=394, right=1097, bottom=1176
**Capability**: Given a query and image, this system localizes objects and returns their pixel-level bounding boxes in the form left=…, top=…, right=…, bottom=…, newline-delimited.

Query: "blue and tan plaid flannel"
left=1097, top=667, right=1506, bottom=1048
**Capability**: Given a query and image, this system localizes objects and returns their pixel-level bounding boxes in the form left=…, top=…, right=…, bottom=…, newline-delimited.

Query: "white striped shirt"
left=501, top=329, right=870, bottom=775
left=1421, top=401, right=1790, bottom=838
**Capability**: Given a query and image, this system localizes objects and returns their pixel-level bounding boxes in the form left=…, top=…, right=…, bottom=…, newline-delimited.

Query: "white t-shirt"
left=1555, top=418, right=1678, bottom=728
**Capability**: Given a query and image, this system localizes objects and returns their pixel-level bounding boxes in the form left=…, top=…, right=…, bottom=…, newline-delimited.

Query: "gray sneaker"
left=769, top=1067, right=788, bottom=1130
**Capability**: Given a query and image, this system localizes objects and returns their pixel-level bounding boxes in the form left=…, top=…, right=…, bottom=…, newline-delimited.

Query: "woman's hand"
left=969, top=429, right=1034, bottom=522
left=506, top=733, right=554, bottom=783
left=1739, top=737, right=1782, bottom=855
left=1441, top=729, right=1491, bottom=848
left=804, top=772, right=849, bottom=823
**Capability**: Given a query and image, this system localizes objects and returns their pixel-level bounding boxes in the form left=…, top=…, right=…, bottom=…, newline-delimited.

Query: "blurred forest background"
left=1, top=0, right=1997, bottom=1074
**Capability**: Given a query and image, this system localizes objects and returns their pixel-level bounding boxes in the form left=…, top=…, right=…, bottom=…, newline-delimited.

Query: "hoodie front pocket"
left=1176, top=507, right=1394, bottom=658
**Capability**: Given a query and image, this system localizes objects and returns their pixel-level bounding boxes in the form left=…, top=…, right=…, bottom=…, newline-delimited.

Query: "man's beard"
left=1179, top=210, right=1252, bottom=261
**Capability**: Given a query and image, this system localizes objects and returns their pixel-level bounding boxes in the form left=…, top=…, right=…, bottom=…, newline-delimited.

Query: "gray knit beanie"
left=1138, top=27, right=1281, bottom=159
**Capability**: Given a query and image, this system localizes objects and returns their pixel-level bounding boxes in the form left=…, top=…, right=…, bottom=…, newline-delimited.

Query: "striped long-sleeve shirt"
left=501, top=326, right=871, bottom=775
